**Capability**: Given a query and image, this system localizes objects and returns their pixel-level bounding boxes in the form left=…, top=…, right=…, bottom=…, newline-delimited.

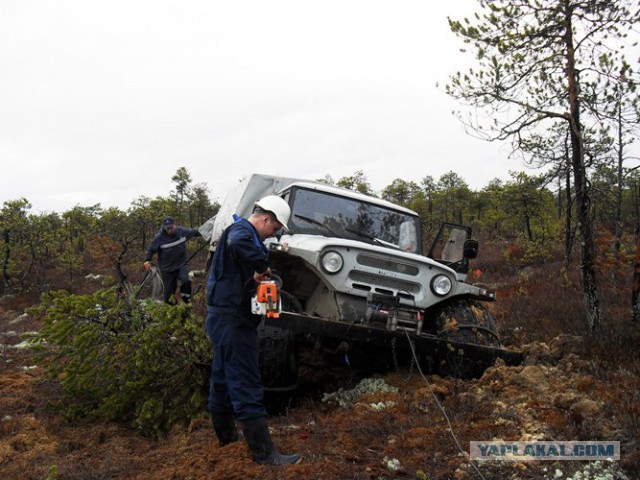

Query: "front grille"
left=348, top=271, right=421, bottom=294
left=356, top=254, right=419, bottom=276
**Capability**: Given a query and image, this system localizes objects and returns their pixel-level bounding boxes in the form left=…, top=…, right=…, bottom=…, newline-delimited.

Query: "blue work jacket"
left=145, top=226, right=200, bottom=273
left=206, top=218, right=269, bottom=319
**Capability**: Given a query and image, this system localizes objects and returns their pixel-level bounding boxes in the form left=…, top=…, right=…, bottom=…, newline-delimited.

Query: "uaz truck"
left=202, top=174, right=522, bottom=390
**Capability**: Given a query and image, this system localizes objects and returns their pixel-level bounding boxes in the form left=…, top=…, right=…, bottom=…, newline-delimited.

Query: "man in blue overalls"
left=144, top=217, right=201, bottom=304
left=206, top=195, right=300, bottom=465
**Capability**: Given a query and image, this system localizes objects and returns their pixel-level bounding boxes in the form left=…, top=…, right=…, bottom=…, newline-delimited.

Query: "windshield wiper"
left=294, top=214, right=339, bottom=237
left=344, top=228, right=400, bottom=249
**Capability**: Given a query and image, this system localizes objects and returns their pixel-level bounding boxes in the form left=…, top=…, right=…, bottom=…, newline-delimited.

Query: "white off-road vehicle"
left=202, top=174, right=522, bottom=390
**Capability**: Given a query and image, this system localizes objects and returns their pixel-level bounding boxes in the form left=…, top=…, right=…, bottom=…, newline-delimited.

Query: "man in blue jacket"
left=206, top=195, right=300, bottom=465
left=144, top=216, right=201, bottom=304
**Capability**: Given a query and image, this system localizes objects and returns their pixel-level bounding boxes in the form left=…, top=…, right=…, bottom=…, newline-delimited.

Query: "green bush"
left=519, top=240, right=554, bottom=267
left=28, top=288, right=211, bottom=437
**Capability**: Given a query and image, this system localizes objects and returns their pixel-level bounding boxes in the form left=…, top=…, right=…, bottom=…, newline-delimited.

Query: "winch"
left=365, top=292, right=424, bottom=334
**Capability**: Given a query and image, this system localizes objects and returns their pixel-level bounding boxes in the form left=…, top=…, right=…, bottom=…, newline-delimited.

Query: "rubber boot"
left=240, top=417, right=301, bottom=465
left=180, top=281, right=192, bottom=304
left=211, top=412, right=239, bottom=447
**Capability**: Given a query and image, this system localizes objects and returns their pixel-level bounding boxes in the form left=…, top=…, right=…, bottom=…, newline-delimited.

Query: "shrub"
left=27, top=288, right=211, bottom=437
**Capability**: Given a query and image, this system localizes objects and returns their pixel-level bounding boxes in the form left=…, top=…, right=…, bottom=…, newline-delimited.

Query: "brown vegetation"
left=1, top=244, right=639, bottom=479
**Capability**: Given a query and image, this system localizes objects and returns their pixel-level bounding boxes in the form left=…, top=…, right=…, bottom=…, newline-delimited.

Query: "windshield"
left=289, top=187, right=421, bottom=253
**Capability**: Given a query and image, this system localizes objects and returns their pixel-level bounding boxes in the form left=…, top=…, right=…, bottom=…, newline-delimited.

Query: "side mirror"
left=463, top=239, right=479, bottom=260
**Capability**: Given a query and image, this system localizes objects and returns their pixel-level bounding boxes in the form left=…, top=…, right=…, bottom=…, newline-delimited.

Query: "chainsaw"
left=251, top=280, right=281, bottom=318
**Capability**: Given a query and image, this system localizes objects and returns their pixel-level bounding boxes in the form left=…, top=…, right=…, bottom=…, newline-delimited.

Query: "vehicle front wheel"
left=257, top=290, right=302, bottom=392
left=430, top=299, right=500, bottom=378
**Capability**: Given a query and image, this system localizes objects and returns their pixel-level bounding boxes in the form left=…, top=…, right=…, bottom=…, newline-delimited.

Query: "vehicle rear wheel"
left=257, top=290, right=302, bottom=392
left=431, top=299, right=500, bottom=378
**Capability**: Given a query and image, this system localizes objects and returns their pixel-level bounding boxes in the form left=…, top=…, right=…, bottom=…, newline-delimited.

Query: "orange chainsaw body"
left=254, top=281, right=280, bottom=318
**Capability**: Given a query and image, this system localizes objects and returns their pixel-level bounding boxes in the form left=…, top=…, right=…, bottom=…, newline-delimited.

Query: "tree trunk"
left=557, top=171, right=563, bottom=221
left=564, top=149, right=574, bottom=265
left=524, top=211, right=533, bottom=242
left=633, top=185, right=640, bottom=323
left=114, top=246, right=128, bottom=285
left=633, top=229, right=640, bottom=323
left=613, top=97, right=624, bottom=286
left=1, top=229, right=10, bottom=295
left=564, top=2, right=601, bottom=332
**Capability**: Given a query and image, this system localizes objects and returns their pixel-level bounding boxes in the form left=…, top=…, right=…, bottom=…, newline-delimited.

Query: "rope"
left=149, top=267, right=164, bottom=300
left=403, top=329, right=487, bottom=480
left=134, top=267, right=164, bottom=300
left=187, top=240, right=209, bottom=263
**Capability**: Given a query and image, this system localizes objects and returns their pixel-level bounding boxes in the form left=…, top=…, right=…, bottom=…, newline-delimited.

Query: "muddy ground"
left=1, top=305, right=638, bottom=480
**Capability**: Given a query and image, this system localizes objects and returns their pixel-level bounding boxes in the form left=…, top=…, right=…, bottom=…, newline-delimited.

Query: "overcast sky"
left=1, top=0, right=522, bottom=214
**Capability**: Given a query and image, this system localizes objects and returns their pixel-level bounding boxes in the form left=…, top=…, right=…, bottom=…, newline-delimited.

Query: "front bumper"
left=266, top=312, right=523, bottom=366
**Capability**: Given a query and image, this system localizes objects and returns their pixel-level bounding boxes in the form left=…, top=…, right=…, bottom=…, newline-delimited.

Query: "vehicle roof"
left=201, top=173, right=421, bottom=244
left=281, top=181, right=420, bottom=217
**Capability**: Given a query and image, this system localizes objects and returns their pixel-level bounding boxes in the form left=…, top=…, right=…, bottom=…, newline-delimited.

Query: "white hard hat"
left=255, top=195, right=291, bottom=232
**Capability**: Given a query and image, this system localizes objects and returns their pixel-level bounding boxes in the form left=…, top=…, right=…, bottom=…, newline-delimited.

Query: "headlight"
left=321, top=251, right=343, bottom=274
left=430, top=275, right=452, bottom=296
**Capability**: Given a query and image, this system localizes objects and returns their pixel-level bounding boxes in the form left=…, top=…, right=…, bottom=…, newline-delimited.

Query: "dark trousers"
left=206, top=309, right=266, bottom=421
left=161, top=265, right=192, bottom=304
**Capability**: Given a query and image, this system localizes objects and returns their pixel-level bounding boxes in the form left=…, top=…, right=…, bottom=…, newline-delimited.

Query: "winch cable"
left=134, top=266, right=164, bottom=300
left=403, top=328, right=487, bottom=480
left=147, top=267, right=164, bottom=301
left=187, top=240, right=209, bottom=264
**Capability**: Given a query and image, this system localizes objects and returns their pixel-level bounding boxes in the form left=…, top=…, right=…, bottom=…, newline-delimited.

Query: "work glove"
left=143, top=261, right=152, bottom=271
left=253, top=267, right=271, bottom=283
